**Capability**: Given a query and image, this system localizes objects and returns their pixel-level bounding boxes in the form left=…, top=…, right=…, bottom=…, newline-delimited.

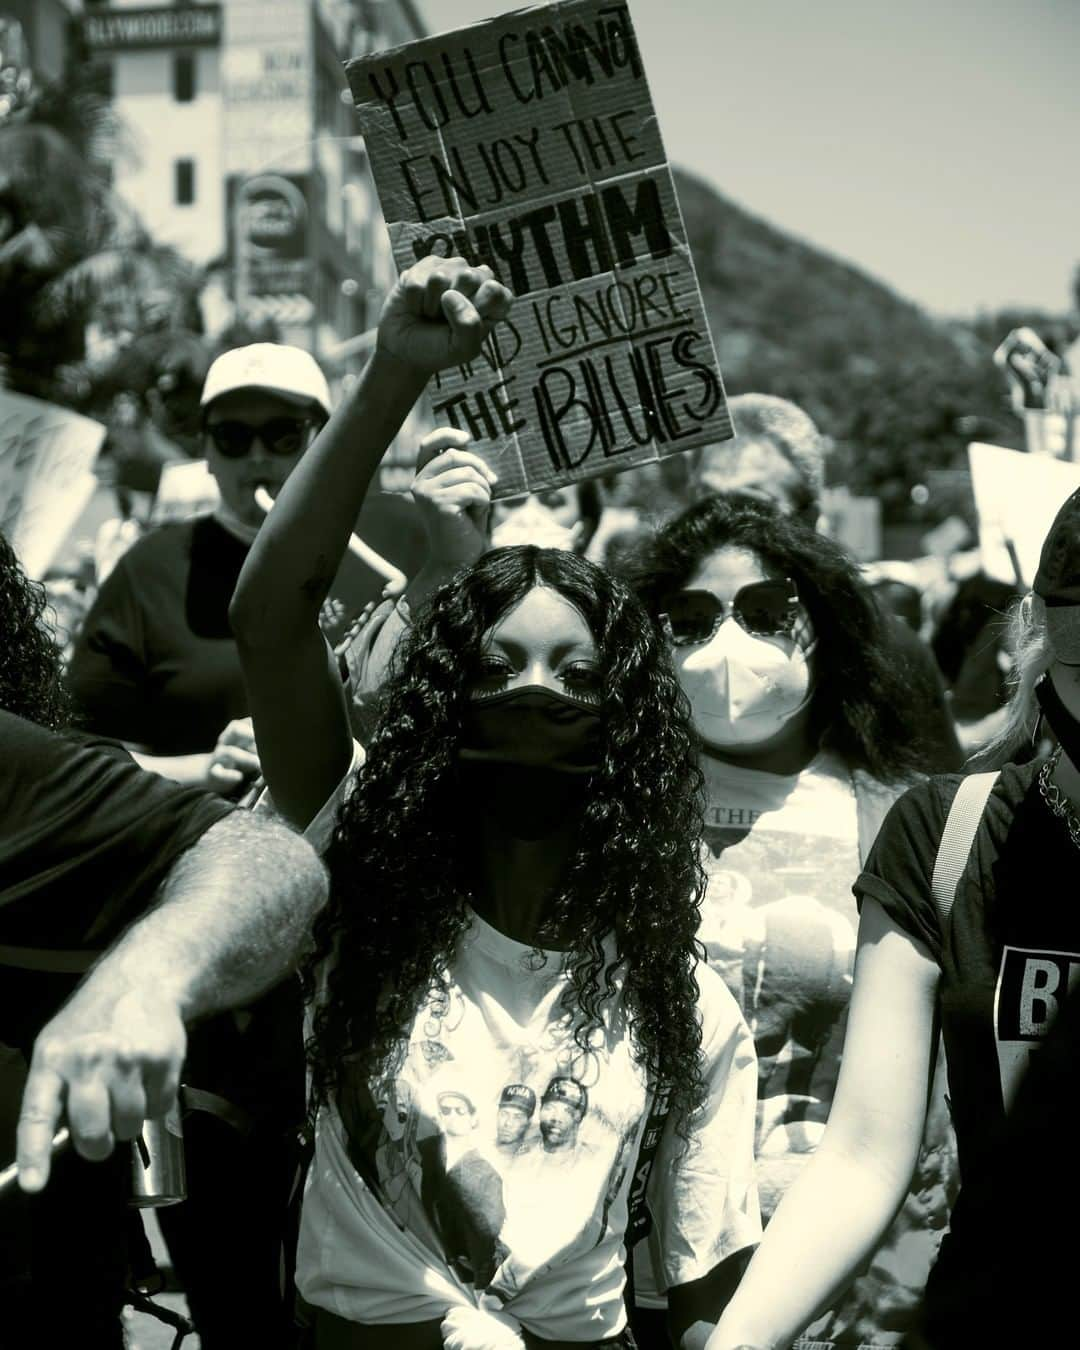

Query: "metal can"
left=130, top=1099, right=187, bottom=1207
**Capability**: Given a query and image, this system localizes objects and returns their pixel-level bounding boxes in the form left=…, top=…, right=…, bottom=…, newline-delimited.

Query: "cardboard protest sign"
left=0, top=389, right=106, bottom=579
left=968, top=441, right=1080, bottom=588
left=347, top=0, right=732, bottom=498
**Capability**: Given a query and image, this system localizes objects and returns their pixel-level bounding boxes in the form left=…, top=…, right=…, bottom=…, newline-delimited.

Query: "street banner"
left=347, top=0, right=732, bottom=498
left=968, top=441, right=1080, bottom=588
left=0, top=389, right=105, bottom=578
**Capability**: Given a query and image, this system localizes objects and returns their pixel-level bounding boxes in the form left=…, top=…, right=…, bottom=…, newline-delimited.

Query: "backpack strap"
left=930, top=771, right=1000, bottom=926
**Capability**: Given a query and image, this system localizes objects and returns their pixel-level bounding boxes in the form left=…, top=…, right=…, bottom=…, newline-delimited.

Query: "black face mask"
left=458, top=685, right=602, bottom=775
left=457, top=686, right=602, bottom=840
left=457, top=762, right=591, bottom=841
left=1036, top=673, right=1080, bottom=767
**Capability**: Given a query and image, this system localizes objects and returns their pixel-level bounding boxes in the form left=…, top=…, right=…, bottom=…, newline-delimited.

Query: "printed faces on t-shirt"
left=367, top=952, right=648, bottom=1300
left=697, top=755, right=861, bottom=1210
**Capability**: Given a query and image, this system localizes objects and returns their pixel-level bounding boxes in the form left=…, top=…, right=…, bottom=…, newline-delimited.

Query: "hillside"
left=673, top=167, right=1026, bottom=522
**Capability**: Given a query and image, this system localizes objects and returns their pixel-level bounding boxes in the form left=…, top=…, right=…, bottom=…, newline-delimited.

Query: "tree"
left=0, top=58, right=209, bottom=404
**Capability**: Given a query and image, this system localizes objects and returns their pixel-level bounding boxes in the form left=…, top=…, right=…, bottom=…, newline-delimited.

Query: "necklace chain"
left=1037, top=748, right=1080, bottom=852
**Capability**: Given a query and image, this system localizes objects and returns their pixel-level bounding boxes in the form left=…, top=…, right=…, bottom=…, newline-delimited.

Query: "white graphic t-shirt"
left=698, top=750, right=862, bottom=1216
left=701, top=751, right=958, bottom=1346
left=296, top=757, right=761, bottom=1340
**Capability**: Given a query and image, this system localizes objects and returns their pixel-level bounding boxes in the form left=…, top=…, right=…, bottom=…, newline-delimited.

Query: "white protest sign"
left=968, top=441, right=1080, bottom=587
left=0, top=389, right=106, bottom=579
left=151, top=458, right=221, bottom=524
left=921, top=515, right=971, bottom=559
left=347, top=0, right=732, bottom=498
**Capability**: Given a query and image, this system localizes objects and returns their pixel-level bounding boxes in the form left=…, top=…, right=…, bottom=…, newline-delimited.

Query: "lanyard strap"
left=625, top=1079, right=671, bottom=1248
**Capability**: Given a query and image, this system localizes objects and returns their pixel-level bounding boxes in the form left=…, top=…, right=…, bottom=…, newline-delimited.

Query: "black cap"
left=498, top=1084, right=536, bottom=1114
left=1034, top=489, right=1080, bottom=662
left=541, top=1077, right=588, bottom=1118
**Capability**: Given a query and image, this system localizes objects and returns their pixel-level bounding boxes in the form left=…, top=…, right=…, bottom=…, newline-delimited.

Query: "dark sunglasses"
left=659, top=578, right=800, bottom=646
left=205, top=417, right=315, bottom=459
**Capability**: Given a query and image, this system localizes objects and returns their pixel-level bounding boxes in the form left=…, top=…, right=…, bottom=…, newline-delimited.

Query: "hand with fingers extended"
left=206, top=717, right=261, bottom=795
left=377, top=256, right=513, bottom=373
left=16, top=987, right=186, bottom=1191
left=411, top=427, right=498, bottom=570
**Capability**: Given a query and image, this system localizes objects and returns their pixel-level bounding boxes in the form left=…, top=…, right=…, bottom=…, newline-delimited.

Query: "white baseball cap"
left=200, top=343, right=332, bottom=418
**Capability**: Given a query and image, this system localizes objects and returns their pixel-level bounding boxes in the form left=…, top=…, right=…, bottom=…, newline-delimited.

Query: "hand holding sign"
left=377, top=256, right=514, bottom=374
left=412, top=427, right=498, bottom=568
left=348, top=3, right=731, bottom=499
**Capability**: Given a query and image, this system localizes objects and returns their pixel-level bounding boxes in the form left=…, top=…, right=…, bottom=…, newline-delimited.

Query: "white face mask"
left=673, top=618, right=813, bottom=750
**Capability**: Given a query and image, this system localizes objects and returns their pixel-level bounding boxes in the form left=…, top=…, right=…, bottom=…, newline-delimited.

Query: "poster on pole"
left=0, top=389, right=105, bottom=579
left=347, top=0, right=732, bottom=499
left=968, top=441, right=1080, bottom=588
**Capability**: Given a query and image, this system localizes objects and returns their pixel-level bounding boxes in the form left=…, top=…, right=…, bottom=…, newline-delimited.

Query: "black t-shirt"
left=0, top=711, right=300, bottom=1126
left=855, top=761, right=1080, bottom=1312
left=67, top=515, right=372, bottom=756
left=0, top=708, right=231, bottom=1051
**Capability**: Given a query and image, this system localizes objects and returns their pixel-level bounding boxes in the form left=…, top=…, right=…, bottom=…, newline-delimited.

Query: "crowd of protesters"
left=2, top=251, right=1079, bottom=1350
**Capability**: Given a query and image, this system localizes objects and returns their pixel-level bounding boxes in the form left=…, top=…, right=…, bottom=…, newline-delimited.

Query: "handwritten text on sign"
left=347, top=0, right=731, bottom=498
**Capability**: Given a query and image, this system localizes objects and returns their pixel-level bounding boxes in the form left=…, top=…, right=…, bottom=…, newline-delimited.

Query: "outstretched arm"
left=707, top=898, right=941, bottom=1350
left=16, top=809, right=327, bottom=1190
left=229, top=257, right=513, bottom=828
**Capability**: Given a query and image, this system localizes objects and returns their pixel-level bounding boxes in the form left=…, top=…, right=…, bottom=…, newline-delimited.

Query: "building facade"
left=74, top=0, right=426, bottom=382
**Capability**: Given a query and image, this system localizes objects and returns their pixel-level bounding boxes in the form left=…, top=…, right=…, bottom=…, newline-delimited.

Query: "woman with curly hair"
left=627, top=495, right=953, bottom=1349
left=230, top=260, right=761, bottom=1350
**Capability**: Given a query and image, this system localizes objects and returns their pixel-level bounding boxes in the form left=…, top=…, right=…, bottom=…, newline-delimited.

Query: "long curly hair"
left=0, top=531, right=69, bottom=728
left=305, top=546, right=708, bottom=1128
left=628, top=496, right=938, bottom=782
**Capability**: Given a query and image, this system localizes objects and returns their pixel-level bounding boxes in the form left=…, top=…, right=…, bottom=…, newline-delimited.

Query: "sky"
left=416, top=0, right=1080, bottom=318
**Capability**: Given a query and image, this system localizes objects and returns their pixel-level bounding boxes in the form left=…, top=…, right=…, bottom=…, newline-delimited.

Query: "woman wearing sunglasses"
left=629, top=495, right=950, bottom=1349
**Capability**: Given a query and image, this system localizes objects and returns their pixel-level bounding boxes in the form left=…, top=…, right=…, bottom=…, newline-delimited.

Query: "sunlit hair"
left=304, top=546, right=708, bottom=1131
left=0, top=532, right=70, bottom=729
left=628, top=495, right=940, bottom=782
left=696, top=394, right=826, bottom=519
left=973, top=593, right=1052, bottom=768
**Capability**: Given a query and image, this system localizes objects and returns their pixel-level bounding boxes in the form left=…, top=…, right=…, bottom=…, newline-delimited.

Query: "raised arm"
left=707, top=897, right=941, bottom=1350
left=229, top=257, right=512, bottom=827
left=16, top=810, right=327, bottom=1190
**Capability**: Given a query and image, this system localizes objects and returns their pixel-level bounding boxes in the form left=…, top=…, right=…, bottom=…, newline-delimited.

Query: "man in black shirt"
left=1, top=706, right=328, bottom=1345
left=0, top=524, right=328, bottom=1346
